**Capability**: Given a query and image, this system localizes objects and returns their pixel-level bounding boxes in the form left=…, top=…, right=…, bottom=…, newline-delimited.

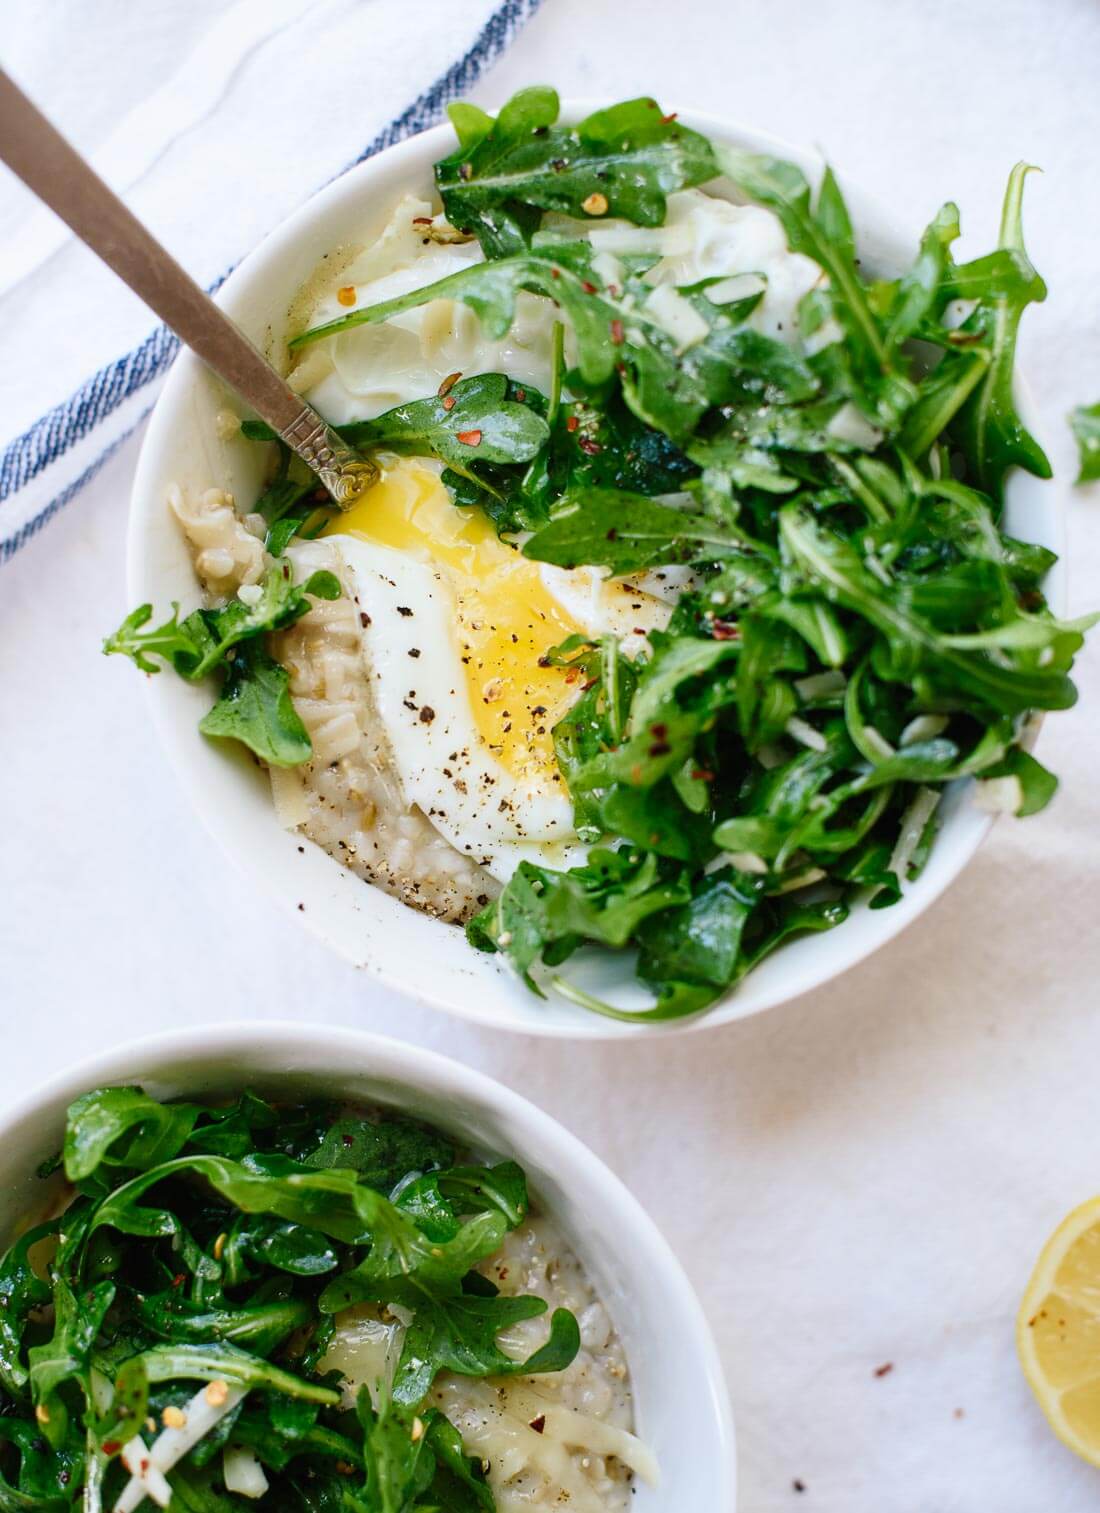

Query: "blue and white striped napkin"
left=0, top=0, right=541, bottom=563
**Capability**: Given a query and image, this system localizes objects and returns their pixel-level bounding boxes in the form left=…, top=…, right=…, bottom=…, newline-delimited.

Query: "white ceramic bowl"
left=129, top=105, right=1061, bottom=1037
left=0, top=1022, right=735, bottom=1509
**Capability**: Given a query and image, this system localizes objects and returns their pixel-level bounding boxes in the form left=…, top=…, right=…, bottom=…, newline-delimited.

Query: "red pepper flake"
left=102, top=1441, right=121, bottom=1457
left=692, top=768, right=715, bottom=782
left=874, top=1362, right=894, bottom=1378
left=565, top=415, right=579, bottom=433
left=529, top=1414, right=546, bottom=1434
left=336, top=286, right=357, bottom=307
left=438, top=371, right=462, bottom=397
left=581, top=279, right=598, bottom=294
left=515, top=388, right=526, bottom=401
left=610, top=318, right=624, bottom=345
left=359, top=612, right=371, bottom=628
left=578, top=436, right=602, bottom=455
left=171, top=1273, right=186, bottom=1289
left=660, top=111, right=678, bottom=124
left=651, top=722, right=668, bottom=738
left=456, top=429, right=483, bottom=446
left=551, top=266, right=561, bottom=279
left=606, top=528, right=618, bottom=541
left=711, top=619, right=740, bottom=641
left=441, top=395, right=456, bottom=411
left=412, top=216, right=433, bottom=226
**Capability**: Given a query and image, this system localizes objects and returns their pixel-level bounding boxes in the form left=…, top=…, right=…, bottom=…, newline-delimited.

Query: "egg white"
left=335, top=534, right=586, bottom=880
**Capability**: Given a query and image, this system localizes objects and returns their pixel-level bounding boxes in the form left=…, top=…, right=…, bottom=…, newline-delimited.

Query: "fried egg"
left=324, top=460, right=669, bottom=879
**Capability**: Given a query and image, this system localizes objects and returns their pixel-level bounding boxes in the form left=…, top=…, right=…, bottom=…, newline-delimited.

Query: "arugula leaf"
left=1070, top=401, right=1100, bottom=483
left=395, top=1161, right=528, bottom=1240
left=636, top=867, right=760, bottom=991
left=523, top=487, right=745, bottom=572
left=198, top=643, right=314, bottom=766
left=0, top=1414, right=81, bottom=1510
left=436, top=87, right=717, bottom=258
left=354, top=1394, right=494, bottom=1513
left=467, top=848, right=693, bottom=992
left=106, top=566, right=337, bottom=767
left=356, top=1391, right=436, bottom=1513
left=0, top=1223, right=56, bottom=1395
left=221, top=1216, right=339, bottom=1281
left=950, top=163, right=1051, bottom=496
left=104, top=565, right=339, bottom=682
left=88, top=1354, right=149, bottom=1456
left=29, top=1276, right=115, bottom=1446
left=64, top=1086, right=201, bottom=1182
left=340, top=373, right=549, bottom=476
left=136, top=1342, right=341, bottom=1403
left=716, top=149, right=911, bottom=423
left=391, top=1298, right=579, bottom=1406
left=299, top=1115, right=454, bottom=1190
left=981, top=746, right=1059, bottom=816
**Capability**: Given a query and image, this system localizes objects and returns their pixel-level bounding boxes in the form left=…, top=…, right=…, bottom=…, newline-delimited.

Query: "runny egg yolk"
left=326, top=459, right=585, bottom=780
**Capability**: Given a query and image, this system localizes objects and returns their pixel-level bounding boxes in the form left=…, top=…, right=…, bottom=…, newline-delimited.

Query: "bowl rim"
left=128, top=100, right=1062, bottom=1040
left=0, top=1019, right=737, bottom=1506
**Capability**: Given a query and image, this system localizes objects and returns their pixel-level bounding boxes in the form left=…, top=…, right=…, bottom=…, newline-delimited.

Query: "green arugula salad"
left=0, top=1085, right=648, bottom=1510
left=108, top=87, right=1093, bottom=1021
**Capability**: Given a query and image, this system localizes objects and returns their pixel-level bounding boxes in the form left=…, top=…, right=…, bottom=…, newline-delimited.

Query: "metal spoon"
left=0, top=67, right=377, bottom=506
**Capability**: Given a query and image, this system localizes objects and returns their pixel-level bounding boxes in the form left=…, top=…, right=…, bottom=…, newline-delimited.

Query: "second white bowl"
left=0, top=1022, right=736, bottom=1509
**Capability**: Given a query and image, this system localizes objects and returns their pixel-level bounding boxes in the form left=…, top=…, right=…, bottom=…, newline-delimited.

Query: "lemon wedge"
left=1018, top=1197, right=1100, bottom=1465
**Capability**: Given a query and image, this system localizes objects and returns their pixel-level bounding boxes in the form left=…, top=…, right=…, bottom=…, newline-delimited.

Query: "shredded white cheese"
left=784, top=716, right=828, bottom=753
left=118, top=1440, right=171, bottom=1510
left=223, top=1445, right=270, bottom=1499
left=826, top=402, right=883, bottom=450
left=888, top=786, right=942, bottom=883
left=269, top=765, right=311, bottom=829
left=974, top=775, right=1023, bottom=815
left=861, top=726, right=897, bottom=762
left=794, top=669, right=847, bottom=702
left=771, top=866, right=827, bottom=894
left=114, top=1383, right=246, bottom=1513
left=643, top=284, right=710, bottom=350
left=723, top=850, right=770, bottom=874
left=900, top=714, right=949, bottom=746
left=703, top=271, right=766, bottom=305
left=802, top=315, right=845, bottom=355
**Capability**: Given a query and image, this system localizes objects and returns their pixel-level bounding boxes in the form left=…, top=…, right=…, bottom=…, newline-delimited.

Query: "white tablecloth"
left=4, top=2, right=1100, bottom=1508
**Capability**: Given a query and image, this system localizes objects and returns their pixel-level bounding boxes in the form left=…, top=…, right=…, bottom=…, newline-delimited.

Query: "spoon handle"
left=0, top=68, right=376, bottom=506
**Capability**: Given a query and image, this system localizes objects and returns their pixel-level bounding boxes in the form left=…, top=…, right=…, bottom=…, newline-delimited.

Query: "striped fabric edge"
left=0, top=0, right=543, bottom=564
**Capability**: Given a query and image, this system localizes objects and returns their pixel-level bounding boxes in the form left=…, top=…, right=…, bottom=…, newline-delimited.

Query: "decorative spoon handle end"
left=278, top=408, right=379, bottom=507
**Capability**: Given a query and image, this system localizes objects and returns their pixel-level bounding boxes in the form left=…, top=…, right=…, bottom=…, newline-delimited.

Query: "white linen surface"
left=3, top=2, right=1100, bottom=1509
